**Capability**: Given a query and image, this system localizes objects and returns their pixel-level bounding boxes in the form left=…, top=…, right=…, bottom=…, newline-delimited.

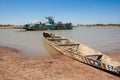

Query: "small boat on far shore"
left=43, top=31, right=120, bottom=75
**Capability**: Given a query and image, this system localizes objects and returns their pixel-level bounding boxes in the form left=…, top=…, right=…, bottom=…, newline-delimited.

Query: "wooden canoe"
left=43, top=31, right=120, bottom=75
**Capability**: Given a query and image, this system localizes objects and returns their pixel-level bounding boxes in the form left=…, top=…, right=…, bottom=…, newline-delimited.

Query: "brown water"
left=0, top=27, right=120, bottom=57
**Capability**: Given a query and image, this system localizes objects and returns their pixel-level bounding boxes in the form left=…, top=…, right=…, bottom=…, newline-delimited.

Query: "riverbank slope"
left=0, top=46, right=120, bottom=80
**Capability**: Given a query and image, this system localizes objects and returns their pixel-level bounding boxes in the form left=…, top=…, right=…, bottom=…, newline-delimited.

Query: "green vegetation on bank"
left=77, top=24, right=120, bottom=27
left=0, top=24, right=14, bottom=27
left=1, top=24, right=120, bottom=28
left=0, top=24, right=23, bottom=29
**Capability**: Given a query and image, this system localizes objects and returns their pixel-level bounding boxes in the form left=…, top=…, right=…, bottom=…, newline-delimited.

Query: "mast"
left=45, top=16, right=54, bottom=24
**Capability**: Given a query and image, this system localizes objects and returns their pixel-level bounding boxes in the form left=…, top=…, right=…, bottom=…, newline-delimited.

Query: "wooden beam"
left=48, top=38, right=67, bottom=41
left=59, top=44, right=79, bottom=46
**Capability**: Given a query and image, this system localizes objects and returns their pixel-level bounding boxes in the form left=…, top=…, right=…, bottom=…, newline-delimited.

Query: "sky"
left=0, top=0, right=120, bottom=25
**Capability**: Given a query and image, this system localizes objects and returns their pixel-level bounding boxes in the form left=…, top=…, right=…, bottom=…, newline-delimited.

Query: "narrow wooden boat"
left=43, top=32, right=120, bottom=74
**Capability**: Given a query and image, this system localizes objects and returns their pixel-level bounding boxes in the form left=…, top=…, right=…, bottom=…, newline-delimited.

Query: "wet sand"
left=0, top=46, right=120, bottom=80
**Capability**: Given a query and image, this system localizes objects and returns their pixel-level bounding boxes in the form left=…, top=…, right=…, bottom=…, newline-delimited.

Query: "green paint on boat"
left=23, top=16, right=73, bottom=30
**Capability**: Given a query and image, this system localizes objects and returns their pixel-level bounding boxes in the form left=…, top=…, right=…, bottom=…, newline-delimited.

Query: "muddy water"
left=0, top=27, right=120, bottom=57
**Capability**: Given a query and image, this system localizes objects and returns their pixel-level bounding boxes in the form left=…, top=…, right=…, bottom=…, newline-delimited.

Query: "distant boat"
left=23, top=16, right=73, bottom=30
left=43, top=31, right=120, bottom=75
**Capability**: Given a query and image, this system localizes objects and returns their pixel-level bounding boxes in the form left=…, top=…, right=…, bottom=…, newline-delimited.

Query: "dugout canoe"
left=43, top=32, right=120, bottom=74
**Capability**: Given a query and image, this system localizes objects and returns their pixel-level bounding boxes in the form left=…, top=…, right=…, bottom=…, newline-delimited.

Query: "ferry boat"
left=23, top=16, right=73, bottom=30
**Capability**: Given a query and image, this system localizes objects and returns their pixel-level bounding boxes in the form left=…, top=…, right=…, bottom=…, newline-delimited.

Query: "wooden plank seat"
left=48, top=38, right=68, bottom=41
left=51, top=36, right=61, bottom=38
left=58, top=44, right=79, bottom=46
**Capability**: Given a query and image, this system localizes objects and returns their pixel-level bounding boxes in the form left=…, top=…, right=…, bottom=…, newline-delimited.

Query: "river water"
left=0, top=27, right=120, bottom=57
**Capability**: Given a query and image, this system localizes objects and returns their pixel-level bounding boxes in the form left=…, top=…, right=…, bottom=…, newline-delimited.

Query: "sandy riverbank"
left=0, top=26, right=23, bottom=29
left=0, top=46, right=120, bottom=80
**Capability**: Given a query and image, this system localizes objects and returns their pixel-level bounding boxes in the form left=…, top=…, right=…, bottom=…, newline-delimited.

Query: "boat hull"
left=43, top=32, right=120, bottom=75
left=24, top=26, right=73, bottom=31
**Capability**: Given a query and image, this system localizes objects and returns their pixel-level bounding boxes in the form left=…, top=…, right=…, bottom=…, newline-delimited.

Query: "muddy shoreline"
left=0, top=46, right=120, bottom=80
